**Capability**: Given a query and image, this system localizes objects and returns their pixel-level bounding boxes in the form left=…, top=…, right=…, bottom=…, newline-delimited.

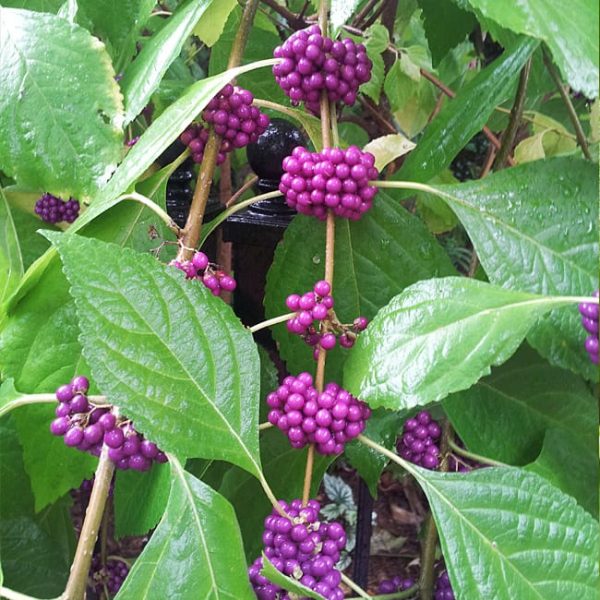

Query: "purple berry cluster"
left=377, top=576, right=415, bottom=594
left=396, top=410, right=442, bottom=470
left=266, top=373, right=371, bottom=455
left=248, top=499, right=346, bottom=600
left=285, top=280, right=368, bottom=355
left=273, top=24, right=372, bottom=114
left=170, top=250, right=236, bottom=297
left=50, top=375, right=167, bottom=471
left=180, top=85, right=269, bottom=165
left=435, top=571, right=455, bottom=600
left=578, top=291, right=599, bottom=364
left=34, top=193, right=80, bottom=224
left=280, top=146, right=378, bottom=220
left=90, top=556, right=129, bottom=597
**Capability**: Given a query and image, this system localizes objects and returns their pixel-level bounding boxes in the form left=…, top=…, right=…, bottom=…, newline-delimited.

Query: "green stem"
left=0, top=394, right=109, bottom=419
left=227, top=0, right=260, bottom=70
left=418, top=515, right=438, bottom=600
left=258, top=472, right=291, bottom=519
left=259, top=422, right=274, bottom=431
left=447, top=438, right=507, bottom=468
left=340, top=573, right=370, bottom=598
left=199, top=190, right=282, bottom=246
left=116, top=192, right=180, bottom=234
left=542, top=47, right=592, bottom=161
left=347, top=585, right=419, bottom=600
left=249, top=312, right=297, bottom=333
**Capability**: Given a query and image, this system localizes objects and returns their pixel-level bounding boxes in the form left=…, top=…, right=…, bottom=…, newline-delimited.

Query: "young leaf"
left=120, top=0, right=217, bottom=125
left=415, top=467, right=599, bottom=599
left=48, top=233, right=262, bottom=477
left=193, top=0, right=237, bottom=47
left=431, top=157, right=599, bottom=380
left=264, top=191, right=455, bottom=383
left=0, top=188, right=23, bottom=307
left=464, top=0, right=599, bottom=98
left=397, top=36, right=537, bottom=186
left=344, top=278, right=578, bottom=410
left=0, top=7, right=124, bottom=199
left=260, top=554, right=326, bottom=600
left=115, top=459, right=254, bottom=600
left=363, top=134, right=416, bottom=171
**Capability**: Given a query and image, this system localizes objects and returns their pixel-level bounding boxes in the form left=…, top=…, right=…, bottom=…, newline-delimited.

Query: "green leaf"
left=48, top=233, right=262, bottom=476
left=363, top=134, right=416, bottom=171
left=76, top=0, right=155, bottom=68
left=345, top=409, right=402, bottom=497
left=193, top=0, right=237, bottom=47
left=264, top=192, right=455, bottom=383
left=0, top=379, right=22, bottom=418
left=464, top=0, right=599, bottom=98
left=120, top=0, right=216, bottom=125
left=330, top=0, right=361, bottom=34
left=0, top=7, right=124, bottom=199
left=0, top=188, right=23, bottom=306
left=115, top=459, right=254, bottom=600
left=419, top=0, right=477, bottom=66
left=344, top=278, right=577, bottom=410
left=114, top=462, right=171, bottom=538
left=361, top=24, right=388, bottom=104
left=258, top=346, right=278, bottom=422
left=431, top=157, right=599, bottom=380
left=397, top=36, right=537, bottom=185
left=0, top=0, right=63, bottom=12
left=444, top=346, right=597, bottom=514
left=414, top=466, right=599, bottom=599
left=260, top=554, right=326, bottom=600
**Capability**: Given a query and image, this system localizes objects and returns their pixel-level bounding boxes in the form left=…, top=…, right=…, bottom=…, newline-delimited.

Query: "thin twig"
left=260, top=0, right=305, bottom=27
left=353, top=0, right=380, bottom=27
left=448, top=438, right=508, bottom=467
left=117, top=192, right=180, bottom=235
left=493, top=58, right=531, bottom=169
left=542, top=47, right=592, bottom=160
left=362, top=0, right=388, bottom=28
left=249, top=311, right=296, bottom=333
left=341, top=572, right=370, bottom=598
left=225, top=175, right=259, bottom=207
left=301, top=443, right=315, bottom=506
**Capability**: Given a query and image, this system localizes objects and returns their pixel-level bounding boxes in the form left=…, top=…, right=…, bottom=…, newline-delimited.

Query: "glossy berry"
left=377, top=576, right=415, bottom=594
left=578, top=291, right=599, bottom=364
left=180, top=84, right=269, bottom=165
left=435, top=571, right=455, bottom=600
left=266, top=373, right=370, bottom=455
left=170, top=250, right=236, bottom=297
left=397, top=411, right=441, bottom=470
left=280, top=146, right=378, bottom=220
left=273, top=25, right=372, bottom=114
left=248, top=499, right=346, bottom=600
left=34, top=193, right=80, bottom=224
left=90, top=556, right=130, bottom=596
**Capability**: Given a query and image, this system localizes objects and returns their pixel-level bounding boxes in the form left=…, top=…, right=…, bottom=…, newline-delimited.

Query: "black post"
left=353, top=477, right=374, bottom=589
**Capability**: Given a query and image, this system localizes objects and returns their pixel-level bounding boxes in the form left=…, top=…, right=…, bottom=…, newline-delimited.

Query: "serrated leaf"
left=323, top=474, right=355, bottom=509
left=260, top=554, right=326, bottom=600
left=444, top=346, right=597, bottom=514
left=120, top=0, right=216, bottom=125
left=397, top=36, right=537, bottom=186
left=0, top=188, right=23, bottom=306
left=430, top=157, right=599, bottom=380
left=464, top=0, right=598, bottom=98
left=0, top=7, right=124, bottom=199
left=344, top=278, right=578, bottom=410
left=193, top=0, right=237, bottom=47
left=363, top=134, right=416, bottom=171
left=413, top=466, right=599, bottom=599
left=264, top=191, right=456, bottom=383
left=48, top=233, right=262, bottom=476
left=115, top=459, right=253, bottom=600
left=114, top=462, right=171, bottom=538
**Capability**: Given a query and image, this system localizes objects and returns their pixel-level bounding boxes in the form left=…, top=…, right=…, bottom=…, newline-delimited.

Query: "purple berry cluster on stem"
left=435, top=571, right=455, bottom=600
left=578, top=291, right=599, bottom=364
left=377, top=575, right=415, bottom=594
left=90, top=556, right=129, bottom=597
left=180, top=84, right=269, bottom=165
left=248, top=499, right=346, bottom=600
left=170, top=250, right=236, bottom=296
left=50, top=375, right=167, bottom=471
left=273, top=24, right=372, bottom=114
left=34, top=193, right=80, bottom=224
left=396, top=410, right=442, bottom=470
left=266, top=373, right=371, bottom=455
left=280, top=146, right=378, bottom=220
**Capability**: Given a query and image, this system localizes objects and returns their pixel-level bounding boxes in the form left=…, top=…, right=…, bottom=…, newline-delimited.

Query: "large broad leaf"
left=114, top=462, right=171, bottom=538
left=0, top=188, right=23, bottom=306
left=413, top=466, right=599, bottom=599
left=48, top=233, right=262, bottom=477
left=444, top=346, right=598, bottom=514
left=0, top=7, right=124, bottom=199
left=397, top=36, right=537, bottom=187
left=464, top=0, right=599, bottom=98
left=0, top=0, right=63, bottom=10
left=120, top=0, right=217, bottom=125
left=115, top=459, right=254, bottom=600
left=344, top=278, right=578, bottom=410
left=428, top=157, right=599, bottom=381
left=76, top=0, right=155, bottom=70
left=193, top=0, right=237, bottom=48
left=264, top=191, right=456, bottom=383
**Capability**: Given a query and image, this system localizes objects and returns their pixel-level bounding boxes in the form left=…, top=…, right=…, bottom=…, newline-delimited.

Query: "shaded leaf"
left=260, top=554, right=326, bottom=600
left=0, top=188, right=23, bottom=306
left=363, top=134, right=416, bottom=171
